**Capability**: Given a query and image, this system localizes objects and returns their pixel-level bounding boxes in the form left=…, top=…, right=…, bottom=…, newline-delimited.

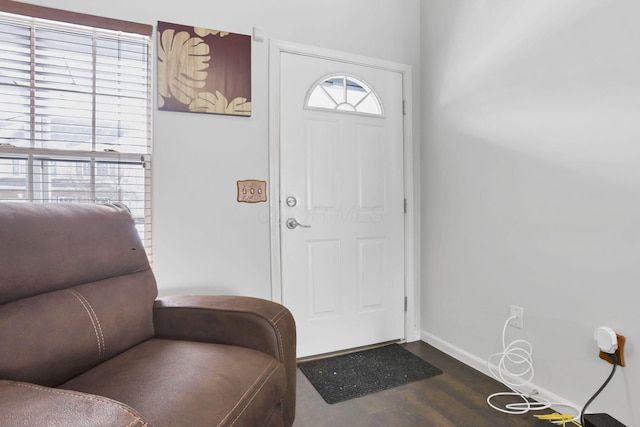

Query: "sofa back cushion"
left=0, top=203, right=157, bottom=386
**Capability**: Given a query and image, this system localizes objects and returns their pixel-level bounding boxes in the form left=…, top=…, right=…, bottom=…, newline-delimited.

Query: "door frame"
left=268, top=40, right=419, bottom=343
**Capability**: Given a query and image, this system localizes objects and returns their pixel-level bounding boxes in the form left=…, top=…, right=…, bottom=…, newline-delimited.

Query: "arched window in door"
left=305, top=74, right=383, bottom=116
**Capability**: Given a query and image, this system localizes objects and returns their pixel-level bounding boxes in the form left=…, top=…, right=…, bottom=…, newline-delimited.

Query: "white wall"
left=26, top=0, right=421, bottom=299
left=421, top=1, right=640, bottom=425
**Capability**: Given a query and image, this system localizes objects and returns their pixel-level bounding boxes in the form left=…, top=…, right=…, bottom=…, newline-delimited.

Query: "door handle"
left=286, top=218, right=311, bottom=229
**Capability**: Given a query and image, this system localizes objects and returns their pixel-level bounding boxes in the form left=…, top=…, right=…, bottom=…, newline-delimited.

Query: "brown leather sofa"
left=0, top=202, right=296, bottom=427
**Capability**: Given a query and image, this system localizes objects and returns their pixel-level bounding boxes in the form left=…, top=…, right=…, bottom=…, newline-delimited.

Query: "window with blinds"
left=0, top=3, right=153, bottom=258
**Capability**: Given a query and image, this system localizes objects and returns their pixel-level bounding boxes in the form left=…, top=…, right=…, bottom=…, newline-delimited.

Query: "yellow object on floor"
left=534, top=413, right=582, bottom=426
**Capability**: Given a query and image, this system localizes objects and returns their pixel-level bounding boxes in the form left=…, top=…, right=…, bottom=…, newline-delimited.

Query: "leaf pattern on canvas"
left=157, top=29, right=210, bottom=108
left=190, top=90, right=251, bottom=116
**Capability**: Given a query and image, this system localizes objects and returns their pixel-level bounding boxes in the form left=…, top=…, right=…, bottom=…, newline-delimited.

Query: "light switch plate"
left=237, top=180, right=267, bottom=203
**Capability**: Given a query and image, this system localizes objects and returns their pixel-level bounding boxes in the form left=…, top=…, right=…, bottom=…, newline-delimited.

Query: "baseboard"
left=406, top=327, right=422, bottom=343
left=420, top=330, right=582, bottom=417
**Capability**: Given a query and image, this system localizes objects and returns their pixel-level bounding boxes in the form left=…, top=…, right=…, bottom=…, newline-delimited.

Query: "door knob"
left=286, top=218, right=311, bottom=229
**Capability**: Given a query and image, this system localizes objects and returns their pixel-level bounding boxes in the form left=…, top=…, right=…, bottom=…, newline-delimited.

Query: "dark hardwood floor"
left=293, top=341, right=550, bottom=427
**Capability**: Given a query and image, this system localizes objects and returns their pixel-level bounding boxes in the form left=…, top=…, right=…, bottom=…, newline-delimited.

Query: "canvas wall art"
left=157, top=21, right=251, bottom=116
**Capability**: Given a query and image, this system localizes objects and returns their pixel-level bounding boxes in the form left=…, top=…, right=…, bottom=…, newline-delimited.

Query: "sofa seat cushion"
left=59, top=339, right=286, bottom=427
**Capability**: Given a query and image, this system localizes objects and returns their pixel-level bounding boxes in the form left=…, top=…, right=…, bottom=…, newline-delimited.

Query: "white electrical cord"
left=487, top=316, right=589, bottom=424
left=487, top=316, right=551, bottom=415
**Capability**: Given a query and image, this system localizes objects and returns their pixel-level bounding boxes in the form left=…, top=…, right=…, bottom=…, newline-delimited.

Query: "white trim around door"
left=268, top=40, right=420, bottom=344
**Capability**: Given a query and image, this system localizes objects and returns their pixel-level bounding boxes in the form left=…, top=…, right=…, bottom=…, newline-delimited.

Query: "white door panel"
left=280, top=52, right=405, bottom=357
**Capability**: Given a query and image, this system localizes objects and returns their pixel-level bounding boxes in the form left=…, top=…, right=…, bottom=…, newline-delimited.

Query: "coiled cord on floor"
left=487, top=315, right=619, bottom=425
left=487, top=315, right=552, bottom=415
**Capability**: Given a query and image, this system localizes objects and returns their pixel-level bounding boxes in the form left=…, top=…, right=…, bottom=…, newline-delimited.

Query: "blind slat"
left=0, top=1, right=152, bottom=36
left=0, top=7, right=152, bottom=261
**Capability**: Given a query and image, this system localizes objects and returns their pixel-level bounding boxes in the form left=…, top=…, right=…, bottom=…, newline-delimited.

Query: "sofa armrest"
left=0, top=380, right=151, bottom=427
left=153, top=295, right=296, bottom=427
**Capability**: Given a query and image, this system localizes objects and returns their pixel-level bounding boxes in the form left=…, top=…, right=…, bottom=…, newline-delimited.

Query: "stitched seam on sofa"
left=227, top=360, right=280, bottom=427
left=271, top=309, right=287, bottom=360
left=272, top=314, right=288, bottom=416
left=65, top=290, right=105, bottom=360
left=125, top=418, right=150, bottom=427
left=270, top=308, right=288, bottom=324
left=122, top=417, right=150, bottom=427
left=217, top=359, right=279, bottom=427
left=71, top=290, right=106, bottom=359
left=7, top=381, right=147, bottom=424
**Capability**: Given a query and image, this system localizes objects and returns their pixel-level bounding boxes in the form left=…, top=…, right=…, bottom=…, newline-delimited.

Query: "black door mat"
left=298, top=343, right=443, bottom=404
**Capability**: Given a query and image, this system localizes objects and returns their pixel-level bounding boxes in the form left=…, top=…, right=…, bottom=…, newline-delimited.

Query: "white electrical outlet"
left=510, top=305, right=524, bottom=328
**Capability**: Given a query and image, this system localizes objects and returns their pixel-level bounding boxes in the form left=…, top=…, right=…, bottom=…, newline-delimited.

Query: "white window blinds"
left=0, top=3, right=153, bottom=258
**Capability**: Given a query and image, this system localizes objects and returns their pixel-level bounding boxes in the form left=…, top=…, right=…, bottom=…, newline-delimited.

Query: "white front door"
left=279, top=51, right=405, bottom=358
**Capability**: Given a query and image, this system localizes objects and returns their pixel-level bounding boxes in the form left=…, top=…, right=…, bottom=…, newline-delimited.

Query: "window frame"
left=305, top=73, right=385, bottom=117
left=0, top=1, right=153, bottom=259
